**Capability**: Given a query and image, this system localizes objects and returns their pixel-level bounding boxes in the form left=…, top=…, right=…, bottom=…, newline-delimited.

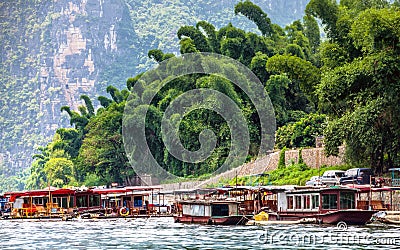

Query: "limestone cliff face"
left=0, top=0, right=138, bottom=173
left=43, top=0, right=135, bottom=109
left=0, top=0, right=306, bottom=175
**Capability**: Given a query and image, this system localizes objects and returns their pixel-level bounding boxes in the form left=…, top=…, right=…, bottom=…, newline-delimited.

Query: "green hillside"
left=0, top=0, right=307, bottom=185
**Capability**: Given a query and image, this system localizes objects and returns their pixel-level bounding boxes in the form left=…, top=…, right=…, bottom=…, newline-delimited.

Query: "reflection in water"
left=0, top=217, right=399, bottom=249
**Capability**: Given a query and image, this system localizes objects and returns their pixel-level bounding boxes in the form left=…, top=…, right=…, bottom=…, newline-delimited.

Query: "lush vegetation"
left=6, top=0, right=400, bottom=191
left=225, top=163, right=354, bottom=187
left=0, top=0, right=308, bottom=193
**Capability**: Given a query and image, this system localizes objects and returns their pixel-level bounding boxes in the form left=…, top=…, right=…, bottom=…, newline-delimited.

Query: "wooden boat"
left=2, top=185, right=166, bottom=219
left=261, top=186, right=377, bottom=225
left=174, top=200, right=250, bottom=225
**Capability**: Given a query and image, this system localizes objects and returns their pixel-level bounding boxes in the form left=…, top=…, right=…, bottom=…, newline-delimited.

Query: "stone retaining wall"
left=160, top=147, right=345, bottom=190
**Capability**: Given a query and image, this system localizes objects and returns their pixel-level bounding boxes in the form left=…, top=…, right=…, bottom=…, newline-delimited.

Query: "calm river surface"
left=0, top=217, right=399, bottom=249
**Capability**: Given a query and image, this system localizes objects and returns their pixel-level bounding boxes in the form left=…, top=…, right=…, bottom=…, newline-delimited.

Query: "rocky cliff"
left=0, top=0, right=307, bottom=177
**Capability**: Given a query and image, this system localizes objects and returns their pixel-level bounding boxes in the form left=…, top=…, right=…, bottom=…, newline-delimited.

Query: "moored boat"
left=1, top=185, right=168, bottom=220
left=174, top=199, right=249, bottom=225
left=260, top=186, right=377, bottom=225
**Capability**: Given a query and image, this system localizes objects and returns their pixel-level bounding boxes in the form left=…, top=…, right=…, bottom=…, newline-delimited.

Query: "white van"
left=320, top=170, right=345, bottom=186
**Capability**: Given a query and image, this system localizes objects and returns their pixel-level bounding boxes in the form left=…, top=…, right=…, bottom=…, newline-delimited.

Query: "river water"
left=0, top=217, right=399, bottom=249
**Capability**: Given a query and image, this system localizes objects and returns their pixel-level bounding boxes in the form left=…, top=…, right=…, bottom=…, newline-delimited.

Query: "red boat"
left=264, top=186, right=377, bottom=225
left=174, top=200, right=249, bottom=225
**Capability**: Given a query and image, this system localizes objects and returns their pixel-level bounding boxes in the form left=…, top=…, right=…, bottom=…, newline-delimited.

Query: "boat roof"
left=4, top=185, right=163, bottom=198
left=178, top=199, right=241, bottom=205
left=286, top=186, right=359, bottom=194
left=90, top=185, right=162, bottom=195
left=344, top=184, right=400, bottom=192
left=5, top=187, right=76, bottom=197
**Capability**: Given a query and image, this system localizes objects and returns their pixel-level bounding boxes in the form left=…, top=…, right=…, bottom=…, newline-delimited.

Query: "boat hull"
left=317, top=210, right=377, bottom=225
left=174, top=215, right=249, bottom=225
left=267, top=210, right=376, bottom=225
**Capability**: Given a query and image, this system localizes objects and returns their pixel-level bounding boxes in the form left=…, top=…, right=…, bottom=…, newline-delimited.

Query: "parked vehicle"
left=306, top=176, right=322, bottom=186
left=339, top=168, right=374, bottom=185
left=320, top=170, right=345, bottom=186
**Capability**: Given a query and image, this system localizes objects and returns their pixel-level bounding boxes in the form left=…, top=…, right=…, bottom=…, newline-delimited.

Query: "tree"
left=196, top=21, right=219, bottom=53
left=80, top=95, right=95, bottom=117
left=318, top=5, right=400, bottom=174
left=177, top=26, right=211, bottom=52
left=78, top=101, right=133, bottom=185
left=179, top=38, right=198, bottom=54
left=234, top=0, right=273, bottom=36
left=278, top=147, right=287, bottom=169
left=25, top=146, right=49, bottom=189
left=148, top=49, right=175, bottom=63
left=265, top=74, right=290, bottom=126
left=250, top=52, right=269, bottom=84
left=306, top=0, right=339, bottom=40
left=266, top=54, right=320, bottom=106
left=275, top=113, right=327, bottom=149
left=303, top=15, right=320, bottom=54
left=44, top=157, right=75, bottom=187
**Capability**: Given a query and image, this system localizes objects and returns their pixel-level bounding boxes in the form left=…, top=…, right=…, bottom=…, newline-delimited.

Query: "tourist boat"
left=174, top=199, right=249, bottom=225
left=258, top=186, right=377, bottom=225
left=2, top=185, right=166, bottom=219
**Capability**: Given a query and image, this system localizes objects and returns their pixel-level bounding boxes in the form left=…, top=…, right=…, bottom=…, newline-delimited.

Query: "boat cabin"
left=93, top=185, right=162, bottom=215
left=4, top=187, right=77, bottom=217
left=277, top=187, right=357, bottom=213
left=180, top=200, right=240, bottom=218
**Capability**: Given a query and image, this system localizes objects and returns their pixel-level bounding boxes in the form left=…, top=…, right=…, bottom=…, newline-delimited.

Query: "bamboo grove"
left=25, top=0, right=400, bottom=189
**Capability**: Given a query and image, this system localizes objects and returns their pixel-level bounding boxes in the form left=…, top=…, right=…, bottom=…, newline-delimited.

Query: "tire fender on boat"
left=119, top=207, right=129, bottom=216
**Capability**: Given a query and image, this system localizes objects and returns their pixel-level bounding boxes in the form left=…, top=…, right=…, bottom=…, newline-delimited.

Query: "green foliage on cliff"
left=0, top=0, right=309, bottom=192
left=22, top=0, right=316, bottom=188
left=18, top=0, right=400, bottom=189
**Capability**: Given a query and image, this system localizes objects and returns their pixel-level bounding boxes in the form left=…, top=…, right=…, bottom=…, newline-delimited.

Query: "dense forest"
left=0, top=0, right=307, bottom=192
left=6, top=0, right=400, bottom=190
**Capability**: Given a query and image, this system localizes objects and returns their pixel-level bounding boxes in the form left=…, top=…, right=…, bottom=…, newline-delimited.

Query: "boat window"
left=191, top=204, right=205, bottom=216
left=134, top=196, right=143, bottom=207
left=322, top=194, right=337, bottom=209
left=311, top=195, right=319, bottom=209
left=89, top=195, right=100, bottom=207
left=295, top=196, right=302, bottom=209
left=304, top=195, right=311, bottom=209
left=211, top=204, right=229, bottom=216
left=76, top=195, right=88, bottom=208
left=60, top=197, right=68, bottom=208
left=340, top=192, right=355, bottom=209
left=34, top=197, right=47, bottom=205
left=287, top=196, right=293, bottom=209
left=69, top=197, right=74, bottom=208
